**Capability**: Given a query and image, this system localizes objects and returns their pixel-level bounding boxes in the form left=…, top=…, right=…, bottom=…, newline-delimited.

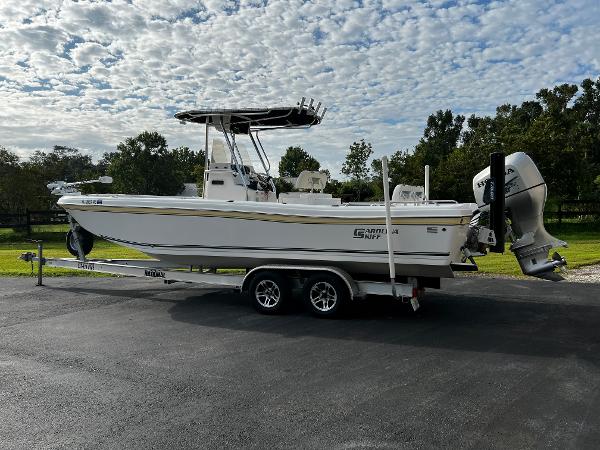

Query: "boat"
left=55, top=99, right=567, bottom=281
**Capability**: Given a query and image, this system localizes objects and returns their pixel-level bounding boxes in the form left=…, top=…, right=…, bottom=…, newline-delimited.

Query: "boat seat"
left=392, top=184, right=424, bottom=202
left=295, top=171, right=328, bottom=192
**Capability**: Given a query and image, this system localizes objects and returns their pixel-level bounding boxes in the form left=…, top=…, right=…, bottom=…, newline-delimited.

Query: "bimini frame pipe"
left=248, top=131, right=270, bottom=175
left=248, top=131, right=277, bottom=195
left=220, top=117, right=249, bottom=200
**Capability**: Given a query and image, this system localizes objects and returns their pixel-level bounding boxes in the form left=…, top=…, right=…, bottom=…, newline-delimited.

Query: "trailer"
left=20, top=241, right=423, bottom=318
left=19, top=157, right=436, bottom=317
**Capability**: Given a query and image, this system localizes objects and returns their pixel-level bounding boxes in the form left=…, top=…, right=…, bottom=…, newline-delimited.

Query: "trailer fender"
left=242, top=265, right=359, bottom=300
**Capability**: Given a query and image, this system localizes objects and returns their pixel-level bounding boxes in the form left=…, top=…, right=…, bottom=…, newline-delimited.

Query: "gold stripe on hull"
left=64, top=205, right=472, bottom=226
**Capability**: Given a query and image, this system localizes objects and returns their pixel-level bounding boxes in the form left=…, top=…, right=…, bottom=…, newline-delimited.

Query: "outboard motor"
left=473, top=152, right=567, bottom=280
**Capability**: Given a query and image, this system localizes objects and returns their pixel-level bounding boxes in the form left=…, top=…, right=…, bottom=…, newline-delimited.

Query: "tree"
left=341, top=140, right=373, bottom=201
left=0, top=145, right=111, bottom=211
left=417, top=110, right=465, bottom=167
left=171, top=146, right=205, bottom=183
left=274, top=177, right=295, bottom=194
left=26, top=146, right=97, bottom=183
left=342, top=140, right=373, bottom=180
left=378, top=111, right=466, bottom=196
left=370, top=158, right=382, bottom=180
left=324, top=178, right=374, bottom=203
left=106, top=131, right=184, bottom=195
left=0, top=147, right=23, bottom=211
left=20, top=146, right=104, bottom=209
left=278, top=146, right=320, bottom=177
left=369, top=158, right=384, bottom=201
left=572, top=78, right=600, bottom=198
left=0, top=146, right=19, bottom=167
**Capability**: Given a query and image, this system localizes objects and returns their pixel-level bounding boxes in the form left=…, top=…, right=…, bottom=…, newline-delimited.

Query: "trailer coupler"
left=20, top=251, right=37, bottom=263
left=19, top=240, right=45, bottom=286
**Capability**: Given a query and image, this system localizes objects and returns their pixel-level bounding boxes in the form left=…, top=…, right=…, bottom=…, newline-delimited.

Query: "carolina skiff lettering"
left=353, top=228, right=399, bottom=239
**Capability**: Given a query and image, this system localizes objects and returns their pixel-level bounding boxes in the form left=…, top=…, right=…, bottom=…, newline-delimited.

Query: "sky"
left=0, top=0, right=599, bottom=177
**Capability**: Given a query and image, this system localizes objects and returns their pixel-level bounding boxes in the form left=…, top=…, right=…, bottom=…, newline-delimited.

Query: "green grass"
left=0, top=224, right=71, bottom=242
left=1, top=223, right=599, bottom=278
left=473, top=223, right=600, bottom=276
left=0, top=226, right=148, bottom=277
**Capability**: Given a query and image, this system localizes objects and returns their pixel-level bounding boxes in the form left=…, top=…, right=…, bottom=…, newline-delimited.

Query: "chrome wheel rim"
left=255, top=280, right=281, bottom=308
left=309, top=282, right=337, bottom=312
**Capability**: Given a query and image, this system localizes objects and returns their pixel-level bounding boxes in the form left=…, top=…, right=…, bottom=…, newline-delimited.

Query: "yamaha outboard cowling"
left=473, top=152, right=567, bottom=280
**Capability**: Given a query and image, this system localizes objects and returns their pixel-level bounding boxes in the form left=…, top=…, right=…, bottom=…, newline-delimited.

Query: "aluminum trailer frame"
left=19, top=243, right=422, bottom=311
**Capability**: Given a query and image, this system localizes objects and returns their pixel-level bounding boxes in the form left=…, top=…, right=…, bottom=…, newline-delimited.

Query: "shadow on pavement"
left=43, top=278, right=600, bottom=364
left=167, top=288, right=600, bottom=364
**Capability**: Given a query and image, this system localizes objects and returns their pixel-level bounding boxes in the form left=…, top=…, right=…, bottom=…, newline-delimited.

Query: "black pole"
left=489, top=152, right=505, bottom=253
left=36, top=241, right=44, bottom=286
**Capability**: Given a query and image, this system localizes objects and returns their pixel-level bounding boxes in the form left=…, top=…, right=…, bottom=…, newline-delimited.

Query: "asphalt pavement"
left=1, top=276, right=599, bottom=449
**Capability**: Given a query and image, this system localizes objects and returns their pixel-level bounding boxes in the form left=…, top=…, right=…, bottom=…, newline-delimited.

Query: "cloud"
left=0, top=25, right=69, bottom=53
left=69, top=42, right=113, bottom=66
left=0, top=0, right=598, bottom=177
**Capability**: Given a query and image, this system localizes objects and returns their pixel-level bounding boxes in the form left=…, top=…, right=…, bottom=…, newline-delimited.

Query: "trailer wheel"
left=303, top=273, right=348, bottom=318
left=66, top=229, right=94, bottom=257
left=249, top=271, right=290, bottom=314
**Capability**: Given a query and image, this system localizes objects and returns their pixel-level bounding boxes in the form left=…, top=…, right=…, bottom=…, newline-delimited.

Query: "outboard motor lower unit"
left=473, top=152, right=567, bottom=280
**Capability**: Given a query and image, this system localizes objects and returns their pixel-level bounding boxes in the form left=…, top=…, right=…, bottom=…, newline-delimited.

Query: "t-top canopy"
left=174, top=98, right=326, bottom=134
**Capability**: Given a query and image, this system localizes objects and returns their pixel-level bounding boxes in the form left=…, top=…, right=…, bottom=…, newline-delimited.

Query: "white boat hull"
left=58, top=196, right=476, bottom=279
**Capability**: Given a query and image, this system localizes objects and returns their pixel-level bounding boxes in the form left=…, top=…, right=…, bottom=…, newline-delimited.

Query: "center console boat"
left=56, top=100, right=484, bottom=279
left=22, top=98, right=570, bottom=317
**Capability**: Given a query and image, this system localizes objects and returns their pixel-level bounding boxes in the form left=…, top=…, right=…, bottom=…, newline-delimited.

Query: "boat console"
left=204, top=161, right=277, bottom=202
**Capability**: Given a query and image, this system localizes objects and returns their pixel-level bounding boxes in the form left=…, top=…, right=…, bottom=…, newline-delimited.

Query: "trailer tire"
left=66, top=229, right=94, bottom=257
left=248, top=271, right=290, bottom=315
left=303, top=273, right=348, bottom=318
